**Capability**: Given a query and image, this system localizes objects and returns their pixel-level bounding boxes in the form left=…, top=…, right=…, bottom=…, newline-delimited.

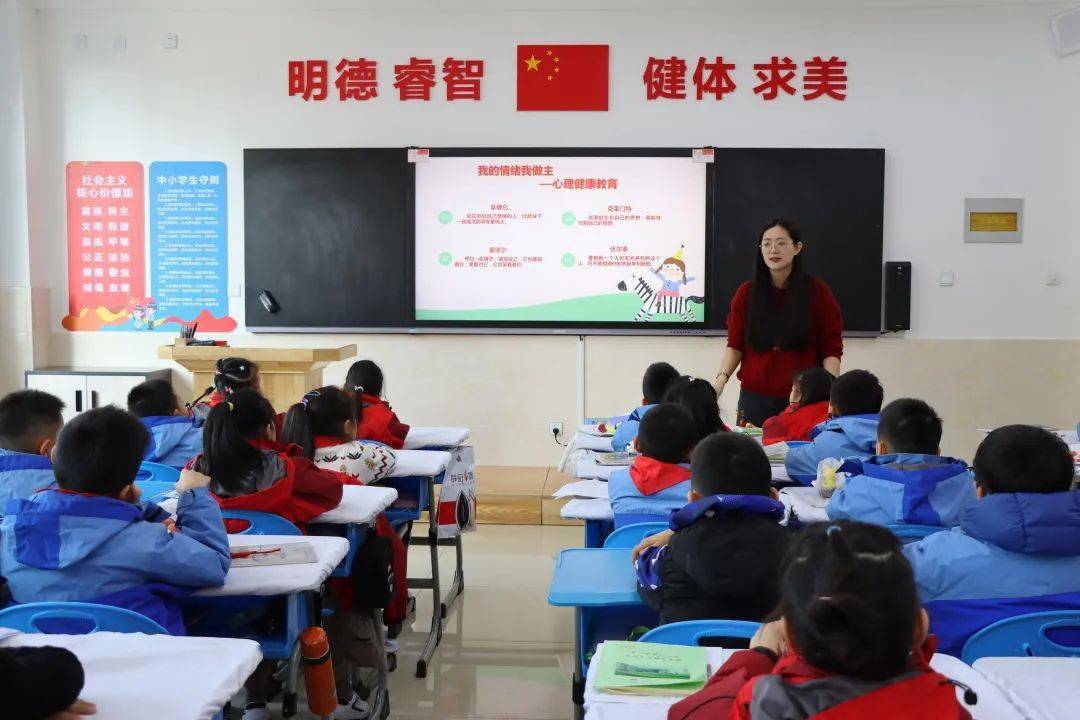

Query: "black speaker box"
left=883, top=262, right=911, bottom=331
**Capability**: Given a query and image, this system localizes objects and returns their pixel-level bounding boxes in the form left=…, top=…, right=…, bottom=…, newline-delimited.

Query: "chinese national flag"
left=517, top=44, right=609, bottom=111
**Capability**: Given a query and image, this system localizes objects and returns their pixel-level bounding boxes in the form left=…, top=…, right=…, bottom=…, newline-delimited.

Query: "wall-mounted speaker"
left=1051, top=7, right=1080, bottom=58
left=883, top=261, right=911, bottom=332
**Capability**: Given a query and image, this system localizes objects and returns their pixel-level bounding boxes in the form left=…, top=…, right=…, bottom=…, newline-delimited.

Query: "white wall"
left=8, top=0, right=1080, bottom=462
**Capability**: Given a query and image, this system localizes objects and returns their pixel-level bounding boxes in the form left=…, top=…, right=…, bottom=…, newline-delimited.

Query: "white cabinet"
left=25, top=369, right=170, bottom=421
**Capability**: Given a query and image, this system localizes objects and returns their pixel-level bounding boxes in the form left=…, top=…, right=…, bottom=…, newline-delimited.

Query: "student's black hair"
left=126, top=379, right=180, bottom=418
left=973, top=425, right=1074, bottom=495
left=345, top=359, right=385, bottom=398
left=878, top=398, right=942, bottom=454
left=52, top=406, right=149, bottom=495
left=0, top=389, right=65, bottom=453
left=690, top=432, right=772, bottom=496
left=747, top=219, right=812, bottom=353
left=281, top=386, right=355, bottom=460
left=792, top=367, right=834, bottom=409
left=1, top=645, right=85, bottom=720
left=829, top=369, right=884, bottom=417
left=201, top=388, right=277, bottom=495
left=662, top=376, right=725, bottom=443
left=191, top=357, right=260, bottom=407
left=636, top=403, right=697, bottom=464
left=641, top=362, right=680, bottom=405
left=782, top=521, right=919, bottom=681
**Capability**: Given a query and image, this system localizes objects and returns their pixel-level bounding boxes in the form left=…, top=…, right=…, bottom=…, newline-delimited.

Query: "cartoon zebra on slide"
left=617, top=272, right=704, bottom=322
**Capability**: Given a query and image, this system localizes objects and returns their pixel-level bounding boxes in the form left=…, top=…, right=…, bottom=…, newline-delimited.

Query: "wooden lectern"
left=159, top=345, right=357, bottom=412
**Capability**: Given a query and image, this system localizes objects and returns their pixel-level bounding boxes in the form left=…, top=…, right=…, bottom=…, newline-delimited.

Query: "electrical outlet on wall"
left=548, top=421, right=564, bottom=438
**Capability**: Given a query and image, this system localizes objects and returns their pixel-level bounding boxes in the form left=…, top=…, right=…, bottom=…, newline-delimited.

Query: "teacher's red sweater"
left=726, top=277, right=843, bottom=399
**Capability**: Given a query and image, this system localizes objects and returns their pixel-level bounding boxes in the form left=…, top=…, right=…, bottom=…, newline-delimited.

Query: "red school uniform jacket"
left=194, top=439, right=354, bottom=532
left=668, top=637, right=970, bottom=720
left=761, top=401, right=831, bottom=445
left=356, top=394, right=410, bottom=449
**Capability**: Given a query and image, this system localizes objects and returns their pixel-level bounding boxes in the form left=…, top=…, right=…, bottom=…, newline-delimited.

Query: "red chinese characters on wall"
left=290, top=57, right=484, bottom=102
left=643, top=55, right=848, bottom=101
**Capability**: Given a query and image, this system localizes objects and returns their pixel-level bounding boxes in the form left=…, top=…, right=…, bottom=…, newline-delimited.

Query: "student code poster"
left=414, top=156, right=706, bottom=323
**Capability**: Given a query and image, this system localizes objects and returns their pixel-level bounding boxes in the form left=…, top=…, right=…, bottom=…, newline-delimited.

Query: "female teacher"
left=713, top=219, right=843, bottom=427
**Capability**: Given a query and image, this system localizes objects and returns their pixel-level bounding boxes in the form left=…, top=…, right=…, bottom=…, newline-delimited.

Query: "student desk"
left=383, top=449, right=461, bottom=678
left=315, top=484, right=398, bottom=525
left=198, top=535, right=348, bottom=597
left=973, top=657, right=1080, bottom=720
left=0, top=629, right=262, bottom=720
left=582, top=643, right=1012, bottom=720
left=402, top=425, right=470, bottom=450
left=779, top=485, right=830, bottom=523
left=548, top=548, right=656, bottom=711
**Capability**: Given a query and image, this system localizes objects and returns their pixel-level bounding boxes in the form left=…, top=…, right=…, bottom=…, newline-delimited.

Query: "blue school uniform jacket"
left=608, top=457, right=692, bottom=528
left=0, top=487, right=230, bottom=634
left=140, top=416, right=204, bottom=469
left=0, top=449, right=56, bottom=515
left=784, top=414, right=880, bottom=485
left=611, top=405, right=656, bottom=452
left=903, top=489, right=1080, bottom=657
left=826, top=454, right=975, bottom=527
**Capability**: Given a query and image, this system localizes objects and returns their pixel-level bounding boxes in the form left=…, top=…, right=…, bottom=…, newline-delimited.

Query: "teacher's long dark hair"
left=747, top=219, right=812, bottom=353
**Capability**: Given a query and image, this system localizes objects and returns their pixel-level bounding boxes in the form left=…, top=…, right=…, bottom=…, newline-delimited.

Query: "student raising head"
left=0, top=389, right=65, bottom=510
left=827, top=398, right=975, bottom=528
left=784, top=369, right=883, bottom=484
left=127, top=378, right=204, bottom=470
left=663, top=375, right=730, bottom=442
left=190, top=357, right=261, bottom=421
left=635, top=432, right=791, bottom=625
left=281, top=386, right=396, bottom=484
left=903, top=425, right=1080, bottom=656
left=610, top=361, right=681, bottom=452
left=344, top=360, right=410, bottom=449
left=670, top=521, right=969, bottom=720
left=761, top=367, right=834, bottom=445
left=0, top=407, right=229, bottom=635
left=607, top=403, right=697, bottom=527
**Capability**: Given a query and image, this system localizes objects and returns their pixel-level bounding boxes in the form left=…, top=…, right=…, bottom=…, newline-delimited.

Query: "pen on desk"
left=231, top=547, right=282, bottom=559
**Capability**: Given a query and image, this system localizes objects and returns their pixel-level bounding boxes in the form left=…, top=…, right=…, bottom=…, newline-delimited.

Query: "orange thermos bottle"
left=301, top=626, right=339, bottom=717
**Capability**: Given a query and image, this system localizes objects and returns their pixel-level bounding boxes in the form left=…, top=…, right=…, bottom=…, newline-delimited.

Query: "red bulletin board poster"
left=64, top=161, right=146, bottom=330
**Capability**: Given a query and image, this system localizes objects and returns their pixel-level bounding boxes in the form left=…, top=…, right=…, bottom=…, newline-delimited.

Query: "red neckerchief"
left=629, top=455, right=692, bottom=495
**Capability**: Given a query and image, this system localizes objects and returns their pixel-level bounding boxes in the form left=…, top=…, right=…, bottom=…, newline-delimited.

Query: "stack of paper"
left=764, top=441, right=789, bottom=465
left=593, top=641, right=709, bottom=697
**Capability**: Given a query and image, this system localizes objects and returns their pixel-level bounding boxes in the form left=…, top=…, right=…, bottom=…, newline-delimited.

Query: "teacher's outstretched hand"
left=714, top=219, right=843, bottom=427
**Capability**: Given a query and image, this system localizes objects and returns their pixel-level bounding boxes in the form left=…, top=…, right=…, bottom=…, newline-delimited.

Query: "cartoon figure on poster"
left=617, top=245, right=704, bottom=322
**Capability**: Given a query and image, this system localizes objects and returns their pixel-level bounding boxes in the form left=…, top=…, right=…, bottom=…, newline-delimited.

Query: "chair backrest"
left=136, top=461, right=181, bottom=484
left=0, top=601, right=168, bottom=635
left=639, top=620, right=762, bottom=647
left=221, top=509, right=302, bottom=536
left=962, top=611, right=1080, bottom=664
left=886, top=524, right=944, bottom=543
left=604, top=522, right=669, bottom=549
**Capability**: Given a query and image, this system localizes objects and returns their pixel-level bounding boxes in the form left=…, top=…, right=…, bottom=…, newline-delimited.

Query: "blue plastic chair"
left=962, top=611, right=1080, bottom=664
left=136, top=461, right=181, bottom=484
left=640, top=620, right=761, bottom=647
left=603, top=522, right=669, bottom=549
left=886, top=524, right=943, bottom=543
left=0, top=601, right=168, bottom=635
left=220, top=509, right=302, bottom=536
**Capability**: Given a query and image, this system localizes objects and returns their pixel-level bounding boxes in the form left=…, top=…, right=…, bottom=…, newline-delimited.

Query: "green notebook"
left=594, top=641, right=709, bottom=696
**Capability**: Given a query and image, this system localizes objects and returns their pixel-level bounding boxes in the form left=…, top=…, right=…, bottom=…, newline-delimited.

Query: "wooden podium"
left=159, top=344, right=357, bottom=412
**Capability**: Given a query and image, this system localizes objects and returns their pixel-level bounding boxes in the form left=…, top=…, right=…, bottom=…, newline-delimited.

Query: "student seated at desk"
left=128, top=378, right=204, bottom=470
left=0, top=407, right=229, bottom=635
left=0, top=644, right=94, bottom=720
left=827, top=398, right=974, bottom=528
left=634, top=433, right=790, bottom=625
left=608, top=403, right=696, bottom=528
left=669, top=522, right=970, bottom=720
left=189, top=356, right=261, bottom=422
left=903, top=425, right=1080, bottom=657
left=784, top=369, right=883, bottom=484
left=664, top=376, right=730, bottom=437
left=0, top=390, right=64, bottom=511
left=345, top=360, right=409, bottom=449
left=761, top=367, right=833, bottom=445
left=610, top=361, right=680, bottom=452
left=191, top=389, right=377, bottom=719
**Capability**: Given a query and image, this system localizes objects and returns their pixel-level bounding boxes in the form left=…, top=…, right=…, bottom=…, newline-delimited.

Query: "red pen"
left=231, top=546, right=282, bottom=559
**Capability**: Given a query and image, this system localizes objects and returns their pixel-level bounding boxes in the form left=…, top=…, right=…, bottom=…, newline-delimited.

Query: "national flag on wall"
left=516, top=44, right=609, bottom=111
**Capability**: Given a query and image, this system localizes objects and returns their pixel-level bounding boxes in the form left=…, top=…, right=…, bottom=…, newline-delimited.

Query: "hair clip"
left=826, top=524, right=842, bottom=537
left=226, top=401, right=235, bottom=412
left=301, top=390, right=321, bottom=408
left=351, top=384, right=364, bottom=394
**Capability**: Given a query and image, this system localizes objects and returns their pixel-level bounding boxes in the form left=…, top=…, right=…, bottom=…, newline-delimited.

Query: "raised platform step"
left=430, top=465, right=583, bottom=527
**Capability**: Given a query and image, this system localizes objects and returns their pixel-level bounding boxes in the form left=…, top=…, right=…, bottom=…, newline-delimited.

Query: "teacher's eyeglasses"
left=760, top=239, right=793, bottom=251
